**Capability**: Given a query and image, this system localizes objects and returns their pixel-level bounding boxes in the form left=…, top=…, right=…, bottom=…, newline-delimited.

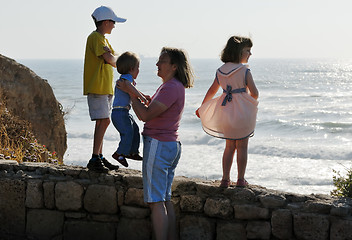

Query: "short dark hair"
left=220, top=36, right=253, bottom=63
left=116, top=52, right=139, bottom=75
left=92, top=16, right=104, bottom=28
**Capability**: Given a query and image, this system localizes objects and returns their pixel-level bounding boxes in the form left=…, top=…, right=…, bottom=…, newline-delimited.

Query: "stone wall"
left=0, top=160, right=352, bottom=240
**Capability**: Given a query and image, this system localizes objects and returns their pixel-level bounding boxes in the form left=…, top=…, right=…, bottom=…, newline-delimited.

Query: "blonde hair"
left=161, top=47, right=194, bottom=88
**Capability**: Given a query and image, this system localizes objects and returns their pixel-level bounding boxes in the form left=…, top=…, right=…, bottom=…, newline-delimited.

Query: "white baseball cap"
left=92, top=6, right=126, bottom=23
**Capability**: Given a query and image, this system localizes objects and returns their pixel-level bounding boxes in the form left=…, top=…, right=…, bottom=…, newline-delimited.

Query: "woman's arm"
left=120, top=81, right=147, bottom=103
left=131, top=97, right=167, bottom=122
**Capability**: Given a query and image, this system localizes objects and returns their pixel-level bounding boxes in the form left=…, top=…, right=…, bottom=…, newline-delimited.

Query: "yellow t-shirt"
left=83, top=31, right=115, bottom=95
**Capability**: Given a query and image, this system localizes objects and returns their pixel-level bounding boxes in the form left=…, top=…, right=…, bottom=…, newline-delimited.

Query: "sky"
left=0, top=0, right=351, bottom=60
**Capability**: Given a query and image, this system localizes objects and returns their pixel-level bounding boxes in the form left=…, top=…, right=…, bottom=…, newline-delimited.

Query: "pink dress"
left=198, top=63, right=258, bottom=140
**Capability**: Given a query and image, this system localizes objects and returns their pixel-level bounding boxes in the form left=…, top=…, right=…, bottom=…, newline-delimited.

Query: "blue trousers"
left=111, top=109, right=140, bottom=155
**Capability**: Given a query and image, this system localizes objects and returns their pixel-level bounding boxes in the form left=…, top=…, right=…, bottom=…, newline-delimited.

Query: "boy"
left=83, top=6, right=126, bottom=172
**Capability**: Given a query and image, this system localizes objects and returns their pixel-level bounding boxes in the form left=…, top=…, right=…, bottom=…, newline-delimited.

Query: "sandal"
left=220, top=179, right=231, bottom=188
left=112, top=152, right=129, bottom=167
left=236, top=179, right=248, bottom=187
left=125, top=153, right=143, bottom=161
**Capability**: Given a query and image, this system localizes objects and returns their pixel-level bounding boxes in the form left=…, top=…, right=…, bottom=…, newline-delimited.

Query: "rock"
left=180, top=194, right=205, bottom=213
left=125, top=188, right=147, bottom=207
left=293, top=213, right=329, bottom=240
left=234, top=204, right=270, bottom=220
left=63, top=220, right=115, bottom=240
left=204, top=197, right=233, bottom=219
left=55, top=181, right=84, bottom=211
left=330, top=217, right=352, bottom=240
left=84, top=184, right=118, bottom=214
left=26, top=209, right=64, bottom=239
left=216, top=221, right=247, bottom=240
left=25, top=179, right=44, bottom=208
left=0, top=54, right=67, bottom=159
left=120, top=205, right=150, bottom=219
left=43, top=181, right=55, bottom=209
left=0, top=179, right=26, bottom=235
left=271, top=209, right=293, bottom=239
left=259, top=193, right=286, bottom=208
left=180, top=215, right=215, bottom=240
left=246, top=221, right=271, bottom=240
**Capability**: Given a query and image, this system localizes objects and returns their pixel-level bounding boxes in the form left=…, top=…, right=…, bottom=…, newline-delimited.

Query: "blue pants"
left=111, top=109, right=140, bottom=155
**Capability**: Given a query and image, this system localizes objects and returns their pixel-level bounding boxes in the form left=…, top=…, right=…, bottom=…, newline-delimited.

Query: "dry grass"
left=0, top=99, right=61, bottom=164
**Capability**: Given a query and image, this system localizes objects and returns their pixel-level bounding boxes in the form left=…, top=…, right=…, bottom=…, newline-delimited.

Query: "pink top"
left=142, top=78, right=185, bottom=142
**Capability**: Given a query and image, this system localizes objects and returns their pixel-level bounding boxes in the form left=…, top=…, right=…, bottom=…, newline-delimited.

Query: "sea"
left=18, top=58, right=352, bottom=195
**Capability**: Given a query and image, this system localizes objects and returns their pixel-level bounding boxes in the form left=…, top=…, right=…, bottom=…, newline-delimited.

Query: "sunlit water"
left=19, top=58, right=352, bottom=195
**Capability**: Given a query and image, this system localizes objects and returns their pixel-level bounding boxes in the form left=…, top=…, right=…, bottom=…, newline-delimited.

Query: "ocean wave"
left=249, top=144, right=352, bottom=161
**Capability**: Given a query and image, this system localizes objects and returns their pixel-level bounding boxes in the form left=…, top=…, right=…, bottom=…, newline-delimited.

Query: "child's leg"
left=222, top=139, right=236, bottom=181
left=129, top=115, right=140, bottom=154
left=111, top=109, right=134, bottom=155
left=236, top=138, right=249, bottom=180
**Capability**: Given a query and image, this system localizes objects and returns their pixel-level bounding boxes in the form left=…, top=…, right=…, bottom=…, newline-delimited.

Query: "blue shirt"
left=112, top=74, right=133, bottom=108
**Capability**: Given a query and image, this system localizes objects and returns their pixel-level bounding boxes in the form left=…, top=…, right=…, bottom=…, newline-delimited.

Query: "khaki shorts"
left=87, top=94, right=113, bottom=121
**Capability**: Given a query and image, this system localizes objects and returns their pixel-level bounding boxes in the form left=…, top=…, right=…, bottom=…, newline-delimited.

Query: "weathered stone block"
left=43, top=181, right=55, bottom=209
left=204, top=197, right=233, bottom=219
left=123, top=174, right=143, bottom=188
left=116, top=217, right=151, bottom=240
left=259, top=193, right=286, bottom=208
left=88, top=214, right=119, bottom=222
left=0, top=179, right=26, bottom=235
left=293, top=213, right=329, bottom=240
left=26, top=179, right=44, bottom=208
left=55, top=181, right=83, bottom=211
left=224, top=187, right=255, bottom=203
left=234, top=204, right=269, bottom=220
left=330, top=203, right=351, bottom=217
left=330, top=218, right=352, bottom=240
left=303, top=200, right=332, bottom=214
left=84, top=184, right=117, bottom=214
left=120, top=205, right=150, bottom=219
left=26, top=209, right=64, bottom=239
left=271, top=209, right=292, bottom=239
left=180, top=215, right=215, bottom=240
left=180, top=195, right=204, bottom=213
left=125, top=188, right=147, bottom=207
left=63, top=220, right=115, bottom=240
left=216, top=222, right=246, bottom=240
left=246, top=221, right=271, bottom=240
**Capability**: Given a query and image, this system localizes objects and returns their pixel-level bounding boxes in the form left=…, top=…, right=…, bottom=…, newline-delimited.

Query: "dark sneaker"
left=87, top=157, right=109, bottom=173
left=125, top=153, right=143, bottom=161
left=101, top=157, right=119, bottom=171
left=112, top=152, right=129, bottom=167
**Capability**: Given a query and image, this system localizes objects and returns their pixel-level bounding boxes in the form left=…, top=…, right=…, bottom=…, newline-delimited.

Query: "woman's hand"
left=116, top=79, right=130, bottom=93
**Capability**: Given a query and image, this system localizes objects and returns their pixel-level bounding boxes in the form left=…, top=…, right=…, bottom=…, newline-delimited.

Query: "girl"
left=111, top=52, right=148, bottom=167
left=196, top=36, right=259, bottom=188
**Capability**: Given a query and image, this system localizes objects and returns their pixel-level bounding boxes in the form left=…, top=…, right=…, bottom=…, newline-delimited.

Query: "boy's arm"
left=102, top=52, right=117, bottom=68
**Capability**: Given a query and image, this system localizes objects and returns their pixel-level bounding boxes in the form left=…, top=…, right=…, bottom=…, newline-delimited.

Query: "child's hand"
left=195, top=108, right=200, bottom=118
left=139, top=96, right=148, bottom=105
left=144, top=95, right=151, bottom=103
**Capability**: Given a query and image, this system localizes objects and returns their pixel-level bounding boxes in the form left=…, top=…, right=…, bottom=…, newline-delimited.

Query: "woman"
left=117, top=47, right=194, bottom=240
